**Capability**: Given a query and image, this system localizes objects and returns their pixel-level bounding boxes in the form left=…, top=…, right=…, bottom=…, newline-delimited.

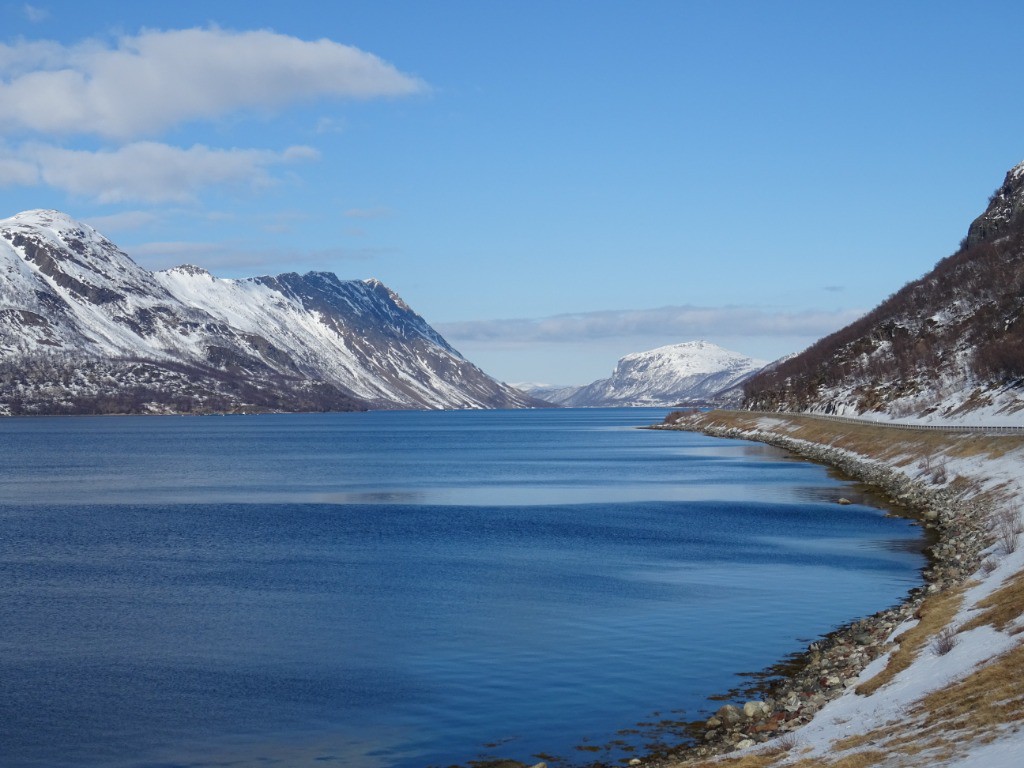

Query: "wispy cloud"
left=0, top=27, right=426, bottom=140
left=259, top=210, right=312, bottom=234
left=437, top=305, right=865, bottom=343
left=343, top=206, right=392, bottom=219
left=127, top=241, right=395, bottom=273
left=315, top=116, right=347, bottom=134
left=0, top=141, right=318, bottom=203
left=82, top=210, right=162, bottom=233
left=0, top=153, right=37, bottom=185
left=22, top=4, right=49, bottom=23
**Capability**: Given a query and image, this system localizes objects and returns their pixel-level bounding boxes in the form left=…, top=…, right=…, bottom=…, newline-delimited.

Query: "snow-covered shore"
left=656, top=410, right=1024, bottom=768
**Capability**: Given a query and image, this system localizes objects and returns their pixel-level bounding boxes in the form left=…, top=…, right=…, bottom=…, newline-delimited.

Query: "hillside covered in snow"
left=528, top=341, right=766, bottom=407
left=0, top=210, right=541, bottom=414
left=743, top=160, right=1024, bottom=424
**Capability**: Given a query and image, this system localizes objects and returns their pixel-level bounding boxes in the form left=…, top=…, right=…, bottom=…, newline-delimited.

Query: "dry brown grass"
left=831, top=731, right=877, bottom=751
left=962, top=570, right=1024, bottom=633
left=687, top=411, right=1024, bottom=479
left=855, top=586, right=965, bottom=696
left=667, top=753, right=782, bottom=768
left=814, top=753, right=889, bottom=768
left=913, top=639, right=1024, bottom=738
left=779, top=750, right=889, bottom=768
left=666, top=749, right=890, bottom=768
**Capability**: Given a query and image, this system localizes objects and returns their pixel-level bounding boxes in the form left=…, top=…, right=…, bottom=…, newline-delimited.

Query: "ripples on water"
left=0, top=409, right=925, bottom=767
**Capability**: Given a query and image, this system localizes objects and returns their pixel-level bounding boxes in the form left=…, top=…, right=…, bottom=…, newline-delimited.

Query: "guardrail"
left=744, top=411, right=1024, bottom=435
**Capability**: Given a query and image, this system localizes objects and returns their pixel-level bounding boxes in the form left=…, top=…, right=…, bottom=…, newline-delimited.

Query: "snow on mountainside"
left=0, top=210, right=540, bottom=414
left=743, top=160, right=1024, bottom=424
left=528, top=341, right=767, bottom=407
left=511, top=382, right=582, bottom=405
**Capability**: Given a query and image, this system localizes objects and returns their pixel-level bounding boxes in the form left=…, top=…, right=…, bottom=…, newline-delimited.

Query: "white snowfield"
left=0, top=209, right=533, bottom=410
left=718, top=415, right=1024, bottom=768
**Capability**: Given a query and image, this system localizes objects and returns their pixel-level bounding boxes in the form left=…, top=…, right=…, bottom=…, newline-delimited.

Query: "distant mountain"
left=510, top=382, right=582, bottom=404
left=0, top=210, right=543, bottom=415
left=743, top=160, right=1024, bottom=422
left=523, top=341, right=767, bottom=407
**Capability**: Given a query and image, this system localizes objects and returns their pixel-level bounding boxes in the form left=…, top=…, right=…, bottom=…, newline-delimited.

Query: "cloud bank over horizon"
left=437, top=304, right=865, bottom=345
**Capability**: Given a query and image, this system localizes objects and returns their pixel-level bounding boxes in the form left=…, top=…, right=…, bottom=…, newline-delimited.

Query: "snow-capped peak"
left=527, top=341, right=768, bottom=407
left=619, top=340, right=760, bottom=374
left=4, top=209, right=85, bottom=228
left=160, top=264, right=214, bottom=279
left=1, top=210, right=108, bottom=243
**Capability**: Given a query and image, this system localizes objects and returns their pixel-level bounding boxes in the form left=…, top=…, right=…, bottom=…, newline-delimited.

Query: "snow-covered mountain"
left=0, top=210, right=541, bottom=414
left=509, top=382, right=582, bottom=404
left=743, top=160, right=1024, bottom=423
left=524, top=341, right=767, bottom=407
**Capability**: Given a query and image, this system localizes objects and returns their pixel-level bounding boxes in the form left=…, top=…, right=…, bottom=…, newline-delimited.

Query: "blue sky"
left=1, top=1, right=1023, bottom=384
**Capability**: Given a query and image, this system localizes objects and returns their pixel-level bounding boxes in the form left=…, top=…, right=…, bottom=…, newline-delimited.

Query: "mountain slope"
left=533, top=341, right=766, bottom=407
left=742, top=160, right=1024, bottom=423
left=0, top=210, right=540, bottom=414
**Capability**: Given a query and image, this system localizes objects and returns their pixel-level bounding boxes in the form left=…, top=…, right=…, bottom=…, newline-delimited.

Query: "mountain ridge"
left=742, top=160, right=1024, bottom=423
left=0, top=209, right=542, bottom=414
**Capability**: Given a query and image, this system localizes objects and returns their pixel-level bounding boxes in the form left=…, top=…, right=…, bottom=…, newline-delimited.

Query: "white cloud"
left=127, top=241, right=224, bottom=259
left=81, top=210, right=161, bottom=233
left=281, top=145, right=321, bottom=162
left=2, top=141, right=317, bottom=203
left=0, top=154, right=38, bottom=185
left=128, top=241, right=393, bottom=272
left=0, top=27, right=427, bottom=139
left=343, top=206, right=392, bottom=219
left=436, top=305, right=866, bottom=343
left=22, top=4, right=50, bottom=23
left=315, top=116, right=347, bottom=134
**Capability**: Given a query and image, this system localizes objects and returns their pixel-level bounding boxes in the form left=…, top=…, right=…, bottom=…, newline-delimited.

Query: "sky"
left=1, top=1, right=1023, bottom=385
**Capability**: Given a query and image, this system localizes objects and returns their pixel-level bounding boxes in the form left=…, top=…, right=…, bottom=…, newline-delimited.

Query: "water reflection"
left=313, top=490, right=427, bottom=505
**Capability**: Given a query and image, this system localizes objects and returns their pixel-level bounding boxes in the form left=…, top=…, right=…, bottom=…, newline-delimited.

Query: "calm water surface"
left=0, top=408, right=925, bottom=767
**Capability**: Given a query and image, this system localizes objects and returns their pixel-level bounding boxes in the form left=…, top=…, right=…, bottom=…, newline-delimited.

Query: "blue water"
left=0, top=408, right=924, bottom=767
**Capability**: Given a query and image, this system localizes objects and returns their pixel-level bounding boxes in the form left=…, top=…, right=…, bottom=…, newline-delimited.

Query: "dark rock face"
left=0, top=210, right=542, bottom=415
left=11, top=233, right=125, bottom=305
left=966, top=162, right=1024, bottom=248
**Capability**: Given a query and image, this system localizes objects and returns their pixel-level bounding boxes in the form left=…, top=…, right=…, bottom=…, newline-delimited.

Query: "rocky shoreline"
left=632, top=416, right=992, bottom=765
